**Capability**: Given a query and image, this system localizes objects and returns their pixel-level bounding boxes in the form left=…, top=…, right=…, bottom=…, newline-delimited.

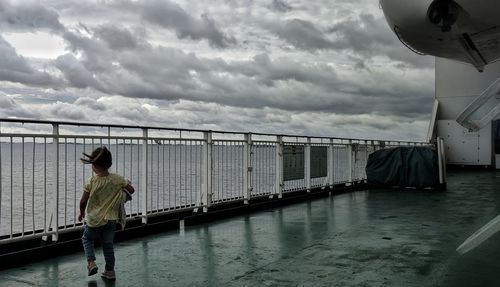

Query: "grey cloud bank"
left=0, top=0, right=435, bottom=141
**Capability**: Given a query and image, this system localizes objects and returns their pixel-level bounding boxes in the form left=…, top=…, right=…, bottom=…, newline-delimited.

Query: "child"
left=79, top=146, right=135, bottom=280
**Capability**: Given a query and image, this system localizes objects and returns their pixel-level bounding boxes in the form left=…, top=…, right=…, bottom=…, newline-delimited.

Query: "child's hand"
left=78, top=213, right=85, bottom=222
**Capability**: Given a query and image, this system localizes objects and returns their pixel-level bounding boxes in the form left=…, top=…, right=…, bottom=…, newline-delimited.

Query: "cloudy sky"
left=0, top=0, right=435, bottom=141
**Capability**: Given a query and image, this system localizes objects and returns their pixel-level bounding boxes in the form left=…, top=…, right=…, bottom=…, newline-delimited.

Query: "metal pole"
left=275, top=136, right=283, bottom=198
left=347, top=139, right=353, bottom=185
left=437, top=137, right=444, bottom=184
left=200, top=131, right=212, bottom=212
left=22, top=138, right=25, bottom=236
left=207, top=133, right=213, bottom=210
left=305, top=137, right=311, bottom=192
left=437, top=137, right=447, bottom=185
left=243, top=133, right=252, bottom=204
left=328, top=138, right=334, bottom=188
left=52, top=124, right=60, bottom=241
left=141, top=128, right=148, bottom=224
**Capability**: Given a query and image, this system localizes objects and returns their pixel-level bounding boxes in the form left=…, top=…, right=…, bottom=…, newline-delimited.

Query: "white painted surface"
left=435, top=59, right=500, bottom=165
left=437, top=120, right=491, bottom=165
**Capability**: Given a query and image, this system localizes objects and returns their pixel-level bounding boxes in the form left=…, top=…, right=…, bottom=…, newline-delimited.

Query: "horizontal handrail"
left=0, top=118, right=427, bottom=145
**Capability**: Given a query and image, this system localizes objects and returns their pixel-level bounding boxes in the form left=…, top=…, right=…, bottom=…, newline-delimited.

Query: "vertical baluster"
left=140, top=128, right=148, bottom=224
left=122, top=138, right=125, bottom=182
left=226, top=142, right=229, bottom=200
left=22, top=137, right=25, bottom=236
left=232, top=141, right=235, bottom=198
left=243, top=134, right=251, bottom=203
left=10, top=136, right=13, bottom=238
left=82, top=138, right=86, bottom=199
left=275, top=136, right=283, bottom=198
left=115, top=138, right=118, bottom=173
left=328, top=139, right=334, bottom=189
left=227, top=142, right=231, bottom=199
left=258, top=144, right=261, bottom=194
left=53, top=124, right=60, bottom=241
left=349, top=140, right=354, bottom=184
left=74, top=138, right=77, bottom=226
left=64, top=138, right=67, bottom=228
left=268, top=143, right=271, bottom=193
left=199, top=132, right=212, bottom=212
left=32, top=137, right=35, bottom=233
left=220, top=141, right=223, bottom=201
left=129, top=139, right=133, bottom=216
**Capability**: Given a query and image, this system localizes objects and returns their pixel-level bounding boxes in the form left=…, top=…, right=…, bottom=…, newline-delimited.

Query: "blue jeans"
left=82, top=220, right=116, bottom=271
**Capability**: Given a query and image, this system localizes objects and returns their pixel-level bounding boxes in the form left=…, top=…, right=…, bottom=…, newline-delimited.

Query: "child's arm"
left=78, top=191, right=90, bottom=222
left=124, top=184, right=135, bottom=195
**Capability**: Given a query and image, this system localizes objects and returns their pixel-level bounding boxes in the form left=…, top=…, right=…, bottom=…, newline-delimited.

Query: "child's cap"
left=80, top=146, right=112, bottom=169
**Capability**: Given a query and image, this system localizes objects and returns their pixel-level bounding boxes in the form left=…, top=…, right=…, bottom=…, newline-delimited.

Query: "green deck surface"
left=1, top=170, right=500, bottom=286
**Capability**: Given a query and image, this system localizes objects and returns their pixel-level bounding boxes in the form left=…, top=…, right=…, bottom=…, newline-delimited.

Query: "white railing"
left=0, top=119, right=428, bottom=244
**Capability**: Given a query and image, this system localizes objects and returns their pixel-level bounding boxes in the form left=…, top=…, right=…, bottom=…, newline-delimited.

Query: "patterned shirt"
left=84, top=173, right=128, bottom=227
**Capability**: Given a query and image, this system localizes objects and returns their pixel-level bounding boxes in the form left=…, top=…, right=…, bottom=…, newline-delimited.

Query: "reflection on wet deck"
left=1, top=170, right=500, bottom=286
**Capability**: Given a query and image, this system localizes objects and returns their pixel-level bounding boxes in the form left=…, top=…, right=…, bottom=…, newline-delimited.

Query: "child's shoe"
left=87, top=261, right=98, bottom=276
left=101, top=270, right=116, bottom=280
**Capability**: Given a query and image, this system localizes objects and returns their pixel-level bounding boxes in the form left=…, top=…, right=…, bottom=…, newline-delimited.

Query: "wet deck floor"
left=1, top=170, right=500, bottom=286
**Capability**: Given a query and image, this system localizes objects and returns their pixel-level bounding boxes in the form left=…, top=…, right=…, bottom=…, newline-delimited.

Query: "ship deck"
left=1, top=170, right=500, bottom=287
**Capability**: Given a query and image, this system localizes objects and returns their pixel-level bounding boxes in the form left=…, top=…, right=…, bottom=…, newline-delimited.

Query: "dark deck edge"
left=0, top=183, right=367, bottom=271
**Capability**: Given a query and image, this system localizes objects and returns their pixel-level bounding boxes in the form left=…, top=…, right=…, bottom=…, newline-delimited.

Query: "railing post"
left=53, top=124, right=60, bottom=241
left=243, top=133, right=252, bottom=204
left=140, top=128, right=148, bottom=224
left=201, top=131, right=213, bottom=212
left=52, top=124, right=59, bottom=242
left=305, top=137, right=311, bottom=192
left=364, top=140, right=369, bottom=181
left=347, top=139, right=353, bottom=184
left=437, top=136, right=447, bottom=185
left=328, top=138, right=334, bottom=188
left=275, top=136, right=283, bottom=198
left=44, top=124, right=60, bottom=243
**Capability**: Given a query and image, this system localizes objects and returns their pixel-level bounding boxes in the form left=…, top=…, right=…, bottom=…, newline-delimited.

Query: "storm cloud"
left=0, top=35, right=61, bottom=87
left=121, top=0, right=237, bottom=48
left=0, top=0, right=64, bottom=33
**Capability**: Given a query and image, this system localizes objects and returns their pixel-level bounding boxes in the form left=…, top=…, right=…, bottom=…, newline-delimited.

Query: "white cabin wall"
left=435, top=58, right=500, bottom=166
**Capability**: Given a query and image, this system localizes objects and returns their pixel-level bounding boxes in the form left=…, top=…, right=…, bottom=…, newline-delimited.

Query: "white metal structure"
left=380, top=0, right=500, bottom=72
left=433, top=58, right=500, bottom=166
left=0, top=118, right=427, bottom=244
left=456, top=76, right=500, bottom=131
